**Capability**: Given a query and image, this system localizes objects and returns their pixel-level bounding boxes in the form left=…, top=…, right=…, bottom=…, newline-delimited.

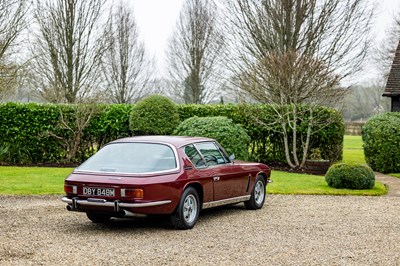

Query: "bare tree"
left=166, top=0, right=226, bottom=104
left=0, top=0, right=27, bottom=101
left=30, top=0, right=107, bottom=103
left=374, top=12, right=400, bottom=80
left=225, top=0, right=373, bottom=168
left=44, top=103, right=100, bottom=162
left=0, top=64, right=19, bottom=101
left=342, top=80, right=390, bottom=121
left=101, top=3, right=152, bottom=104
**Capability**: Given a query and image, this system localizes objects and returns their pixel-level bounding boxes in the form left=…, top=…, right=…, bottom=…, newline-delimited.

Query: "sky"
left=131, top=0, right=400, bottom=84
left=131, top=0, right=184, bottom=63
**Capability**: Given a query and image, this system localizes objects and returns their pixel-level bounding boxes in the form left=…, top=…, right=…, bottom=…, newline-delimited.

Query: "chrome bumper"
left=61, top=196, right=171, bottom=212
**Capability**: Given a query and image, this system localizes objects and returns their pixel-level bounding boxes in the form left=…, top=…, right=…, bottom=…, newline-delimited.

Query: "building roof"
left=384, top=40, right=400, bottom=97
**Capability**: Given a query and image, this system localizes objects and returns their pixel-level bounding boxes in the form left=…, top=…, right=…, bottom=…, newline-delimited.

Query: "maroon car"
left=61, top=136, right=272, bottom=229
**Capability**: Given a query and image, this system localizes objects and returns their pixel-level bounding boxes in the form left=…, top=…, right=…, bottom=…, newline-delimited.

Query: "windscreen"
left=76, top=142, right=178, bottom=174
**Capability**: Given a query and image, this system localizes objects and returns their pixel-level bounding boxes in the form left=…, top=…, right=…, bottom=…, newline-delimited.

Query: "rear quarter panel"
left=233, top=161, right=271, bottom=190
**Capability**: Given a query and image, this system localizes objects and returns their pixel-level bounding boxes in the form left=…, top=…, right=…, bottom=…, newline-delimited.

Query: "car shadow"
left=63, top=203, right=248, bottom=233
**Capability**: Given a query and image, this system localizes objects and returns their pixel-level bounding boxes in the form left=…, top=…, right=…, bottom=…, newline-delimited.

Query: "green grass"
left=268, top=171, right=387, bottom=196
left=0, top=167, right=73, bottom=195
left=342, top=135, right=366, bottom=165
left=0, top=165, right=387, bottom=196
left=266, top=135, right=386, bottom=196
left=389, top=173, right=400, bottom=178
left=344, top=135, right=400, bottom=179
left=0, top=135, right=389, bottom=196
left=343, top=135, right=363, bottom=149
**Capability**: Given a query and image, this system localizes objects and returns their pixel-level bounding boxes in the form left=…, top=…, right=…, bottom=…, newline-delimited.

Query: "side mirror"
left=229, top=154, right=235, bottom=161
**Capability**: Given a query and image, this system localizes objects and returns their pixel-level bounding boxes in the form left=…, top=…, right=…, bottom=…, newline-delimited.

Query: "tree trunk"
left=282, top=122, right=295, bottom=168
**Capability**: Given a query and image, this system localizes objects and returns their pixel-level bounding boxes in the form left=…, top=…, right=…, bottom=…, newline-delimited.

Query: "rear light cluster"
left=121, top=188, right=144, bottom=199
left=64, top=184, right=143, bottom=198
left=64, top=184, right=77, bottom=195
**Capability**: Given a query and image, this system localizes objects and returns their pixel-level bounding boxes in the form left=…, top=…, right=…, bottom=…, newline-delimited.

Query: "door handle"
left=213, top=176, right=220, bottom=181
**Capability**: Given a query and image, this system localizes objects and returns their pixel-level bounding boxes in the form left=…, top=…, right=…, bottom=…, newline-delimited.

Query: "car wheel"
left=170, top=187, right=200, bottom=230
left=245, top=175, right=266, bottom=210
left=86, top=212, right=111, bottom=223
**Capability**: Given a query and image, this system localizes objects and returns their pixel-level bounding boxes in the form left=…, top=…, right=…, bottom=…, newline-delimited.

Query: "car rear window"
left=76, top=142, right=178, bottom=174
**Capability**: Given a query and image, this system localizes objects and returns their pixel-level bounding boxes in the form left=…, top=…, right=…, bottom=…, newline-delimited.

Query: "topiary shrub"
left=325, top=163, right=375, bottom=189
left=174, top=116, right=251, bottom=160
left=362, top=112, right=400, bottom=173
left=129, top=95, right=180, bottom=135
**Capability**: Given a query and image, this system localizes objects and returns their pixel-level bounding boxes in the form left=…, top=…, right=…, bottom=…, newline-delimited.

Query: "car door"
left=182, top=144, right=215, bottom=203
left=194, top=142, right=248, bottom=201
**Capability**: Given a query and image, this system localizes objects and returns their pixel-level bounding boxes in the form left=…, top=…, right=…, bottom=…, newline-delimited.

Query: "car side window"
left=215, top=143, right=231, bottom=163
left=195, top=142, right=228, bottom=166
left=183, top=145, right=206, bottom=168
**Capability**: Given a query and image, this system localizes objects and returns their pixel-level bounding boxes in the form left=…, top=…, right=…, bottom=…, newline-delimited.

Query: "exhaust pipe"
left=123, top=210, right=146, bottom=218
left=66, top=205, right=72, bottom=211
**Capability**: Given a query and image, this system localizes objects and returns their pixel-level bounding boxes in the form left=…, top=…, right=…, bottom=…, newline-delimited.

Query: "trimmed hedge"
left=0, top=103, right=64, bottom=163
left=0, top=103, right=133, bottom=164
left=129, top=95, right=180, bottom=135
left=362, top=112, right=400, bottom=173
left=177, top=104, right=344, bottom=163
left=0, top=102, right=344, bottom=165
left=325, top=163, right=375, bottom=189
left=174, top=116, right=251, bottom=160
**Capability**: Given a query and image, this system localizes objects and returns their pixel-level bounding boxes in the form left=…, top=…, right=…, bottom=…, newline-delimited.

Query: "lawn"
left=266, top=135, right=387, bottom=196
left=342, top=135, right=399, bottom=178
left=0, top=164, right=387, bottom=196
left=343, top=135, right=363, bottom=149
left=0, top=135, right=389, bottom=196
left=0, top=166, right=73, bottom=195
left=342, top=135, right=366, bottom=165
left=267, top=171, right=386, bottom=196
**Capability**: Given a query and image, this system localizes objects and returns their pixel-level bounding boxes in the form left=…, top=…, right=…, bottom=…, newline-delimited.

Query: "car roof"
left=111, top=135, right=216, bottom=148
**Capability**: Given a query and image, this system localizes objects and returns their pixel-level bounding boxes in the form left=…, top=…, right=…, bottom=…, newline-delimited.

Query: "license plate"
left=83, top=187, right=115, bottom=197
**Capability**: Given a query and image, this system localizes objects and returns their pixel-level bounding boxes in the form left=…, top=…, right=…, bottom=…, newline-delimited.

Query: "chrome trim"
left=61, top=197, right=171, bottom=208
left=109, top=177, right=122, bottom=180
left=87, top=198, right=106, bottom=203
left=245, top=174, right=251, bottom=192
left=202, top=195, right=251, bottom=209
left=123, top=210, right=147, bottom=218
left=74, top=168, right=179, bottom=176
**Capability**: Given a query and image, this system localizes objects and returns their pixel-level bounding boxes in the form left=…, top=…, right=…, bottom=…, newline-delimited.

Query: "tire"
left=86, top=213, right=111, bottom=223
left=170, top=187, right=200, bottom=230
left=245, top=175, right=266, bottom=210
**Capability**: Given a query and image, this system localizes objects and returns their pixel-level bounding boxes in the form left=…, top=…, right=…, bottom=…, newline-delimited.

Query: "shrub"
left=129, top=95, right=180, bottom=135
left=0, top=103, right=134, bottom=164
left=178, top=104, right=344, bottom=163
left=0, top=102, right=342, bottom=165
left=0, top=102, right=65, bottom=164
left=362, top=112, right=400, bottom=173
left=325, top=163, right=375, bottom=189
left=174, top=116, right=251, bottom=160
left=88, top=104, right=133, bottom=148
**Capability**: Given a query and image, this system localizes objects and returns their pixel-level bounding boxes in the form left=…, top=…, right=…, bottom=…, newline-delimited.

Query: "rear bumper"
left=61, top=196, right=172, bottom=212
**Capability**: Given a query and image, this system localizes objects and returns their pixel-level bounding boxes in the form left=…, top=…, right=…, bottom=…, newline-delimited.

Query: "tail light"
left=121, top=188, right=144, bottom=199
left=64, top=184, right=77, bottom=195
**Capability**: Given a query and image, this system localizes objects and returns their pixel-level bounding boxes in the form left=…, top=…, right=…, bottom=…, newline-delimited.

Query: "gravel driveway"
left=1, top=194, right=399, bottom=265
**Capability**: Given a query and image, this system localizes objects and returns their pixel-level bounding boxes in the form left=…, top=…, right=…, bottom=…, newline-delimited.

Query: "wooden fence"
left=345, top=122, right=365, bottom=136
